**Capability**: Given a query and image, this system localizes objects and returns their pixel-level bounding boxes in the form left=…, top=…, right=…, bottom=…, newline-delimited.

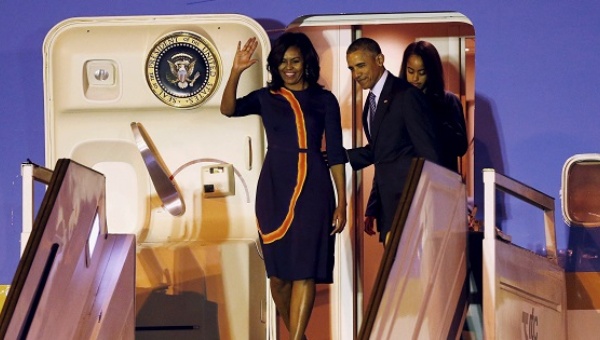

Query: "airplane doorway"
left=289, top=12, right=475, bottom=339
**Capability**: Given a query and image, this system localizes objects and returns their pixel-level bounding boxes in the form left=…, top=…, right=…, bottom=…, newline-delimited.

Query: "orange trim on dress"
left=259, top=88, right=308, bottom=244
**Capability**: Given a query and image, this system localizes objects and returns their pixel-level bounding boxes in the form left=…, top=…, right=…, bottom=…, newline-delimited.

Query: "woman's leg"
left=270, top=276, right=292, bottom=331
left=289, top=279, right=315, bottom=340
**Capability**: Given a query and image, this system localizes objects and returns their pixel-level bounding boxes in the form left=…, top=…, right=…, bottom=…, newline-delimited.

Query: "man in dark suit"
left=346, top=38, right=440, bottom=244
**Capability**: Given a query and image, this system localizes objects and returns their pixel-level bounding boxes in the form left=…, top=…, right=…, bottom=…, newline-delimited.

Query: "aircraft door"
left=288, top=12, right=475, bottom=339
left=43, top=14, right=270, bottom=339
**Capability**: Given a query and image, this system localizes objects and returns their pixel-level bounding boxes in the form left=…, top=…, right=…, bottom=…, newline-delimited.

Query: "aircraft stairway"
left=358, top=160, right=567, bottom=340
left=1, top=157, right=568, bottom=339
left=0, top=159, right=136, bottom=339
left=358, top=159, right=469, bottom=339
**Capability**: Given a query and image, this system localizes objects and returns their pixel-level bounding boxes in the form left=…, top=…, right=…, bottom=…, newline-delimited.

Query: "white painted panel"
left=369, top=161, right=467, bottom=339
left=43, top=14, right=269, bottom=243
left=568, top=310, right=600, bottom=339
left=495, top=241, right=566, bottom=339
left=483, top=169, right=567, bottom=340
left=43, top=15, right=270, bottom=340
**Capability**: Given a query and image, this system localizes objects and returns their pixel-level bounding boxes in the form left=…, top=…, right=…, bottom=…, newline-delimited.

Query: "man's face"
left=346, top=49, right=384, bottom=90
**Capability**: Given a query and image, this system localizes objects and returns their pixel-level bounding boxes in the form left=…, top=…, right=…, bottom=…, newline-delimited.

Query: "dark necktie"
left=368, top=92, right=377, bottom=131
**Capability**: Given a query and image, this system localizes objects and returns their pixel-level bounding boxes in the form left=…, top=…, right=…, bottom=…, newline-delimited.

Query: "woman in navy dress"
left=220, top=32, right=347, bottom=340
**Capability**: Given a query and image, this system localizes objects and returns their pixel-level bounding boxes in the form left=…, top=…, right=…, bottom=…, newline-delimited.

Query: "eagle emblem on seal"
left=167, top=53, right=201, bottom=89
left=146, top=31, right=222, bottom=108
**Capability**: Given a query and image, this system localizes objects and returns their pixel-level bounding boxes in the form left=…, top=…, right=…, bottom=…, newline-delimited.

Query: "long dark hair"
left=400, top=41, right=445, bottom=97
left=267, top=32, right=321, bottom=90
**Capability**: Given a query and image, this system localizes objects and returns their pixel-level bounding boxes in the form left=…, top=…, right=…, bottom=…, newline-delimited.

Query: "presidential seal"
left=146, top=31, right=221, bottom=108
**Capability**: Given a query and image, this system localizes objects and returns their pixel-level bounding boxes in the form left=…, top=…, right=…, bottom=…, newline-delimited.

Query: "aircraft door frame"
left=289, top=12, right=474, bottom=339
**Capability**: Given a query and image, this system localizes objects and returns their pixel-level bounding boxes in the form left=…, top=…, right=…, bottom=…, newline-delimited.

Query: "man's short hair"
left=346, top=37, right=382, bottom=56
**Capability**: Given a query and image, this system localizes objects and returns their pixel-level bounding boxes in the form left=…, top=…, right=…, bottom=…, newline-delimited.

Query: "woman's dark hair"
left=400, top=41, right=445, bottom=97
left=267, top=32, right=321, bottom=90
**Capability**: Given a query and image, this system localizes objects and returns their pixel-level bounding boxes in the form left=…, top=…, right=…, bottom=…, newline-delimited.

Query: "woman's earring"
left=305, top=68, right=309, bottom=77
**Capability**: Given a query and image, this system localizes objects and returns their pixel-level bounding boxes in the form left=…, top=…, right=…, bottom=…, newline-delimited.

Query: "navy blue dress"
left=231, top=86, right=346, bottom=283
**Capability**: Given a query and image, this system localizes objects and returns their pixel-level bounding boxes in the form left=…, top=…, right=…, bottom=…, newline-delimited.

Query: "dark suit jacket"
left=347, top=73, right=440, bottom=241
